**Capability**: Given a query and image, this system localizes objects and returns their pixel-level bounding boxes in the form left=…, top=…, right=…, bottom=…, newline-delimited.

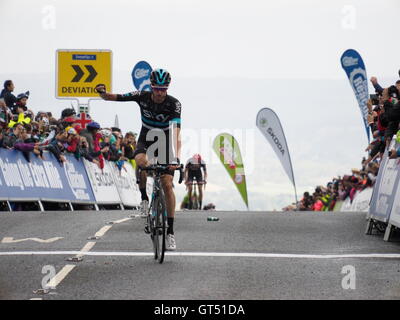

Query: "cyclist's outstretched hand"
left=95, top=84, right=106, bottom=94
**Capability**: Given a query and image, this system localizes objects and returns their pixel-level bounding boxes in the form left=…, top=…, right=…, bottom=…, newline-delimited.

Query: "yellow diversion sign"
left=56, top=49, right=112, bottom=98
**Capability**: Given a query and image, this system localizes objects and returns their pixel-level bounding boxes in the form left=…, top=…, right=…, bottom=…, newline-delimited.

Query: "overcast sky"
left=1, top=0, right=399, bottom=210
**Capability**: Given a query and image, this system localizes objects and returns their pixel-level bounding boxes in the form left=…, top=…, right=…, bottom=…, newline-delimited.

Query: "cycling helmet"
left=150, top=68, right=171, bottom=87
left=193, top=153, right=202, bottom=163
left=87, top=121, right=101, bottom=129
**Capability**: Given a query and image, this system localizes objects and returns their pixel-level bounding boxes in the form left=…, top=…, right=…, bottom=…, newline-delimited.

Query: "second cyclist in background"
left=184, top=154, right=207, bottom=210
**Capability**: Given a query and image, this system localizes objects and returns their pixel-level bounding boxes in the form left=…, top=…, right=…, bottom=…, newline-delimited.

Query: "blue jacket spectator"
left=0, top=80, right=17, bottom=109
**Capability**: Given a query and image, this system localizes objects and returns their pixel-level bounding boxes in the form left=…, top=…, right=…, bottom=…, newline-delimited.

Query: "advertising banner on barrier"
left=341, top=197, right=353, bottom=212
left=83, top=159, right=121, bottom=204
left=0, top=149, right=95, bottom=202
left=109, top=162, right=141, bottom=207
left=388, top=167, right=400, bottom=228
left=368, top=141, right=400, bottom=222
left=351, top=188, right=373, bottom=212
left=388, top=186, right=400, bottom=228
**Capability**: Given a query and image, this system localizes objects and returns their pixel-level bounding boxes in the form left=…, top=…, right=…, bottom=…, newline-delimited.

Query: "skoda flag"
left=256, top=108, right=298, bottom=203
left=132, top=61, right=152, bottom=91
left=340, top=49, right=370, bottom=142
left=213, top=133, right=249, bottom=209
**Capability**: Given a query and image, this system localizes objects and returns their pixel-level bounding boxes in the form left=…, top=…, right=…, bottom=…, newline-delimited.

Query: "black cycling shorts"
left=187, top=170, right=204, bottom=183
left=133, top=127, right=175, bottom=176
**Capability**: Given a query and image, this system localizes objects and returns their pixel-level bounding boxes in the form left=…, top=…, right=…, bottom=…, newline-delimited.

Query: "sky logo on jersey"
left=341, top=49, right=370, bottom=142
left=132, top=60, right=152, bottom=91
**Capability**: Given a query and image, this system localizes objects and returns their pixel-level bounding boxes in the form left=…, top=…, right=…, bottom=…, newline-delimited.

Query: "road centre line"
left=94, top=226, right=112, bottom=238
left=46, top=264, right=76, bottom=289
left=92, top=217, right=132, bottom=238
left=112, top=218, right=132, bottom=224
left=75, top=241, right=96, bottom=259
left=1, top=251, right=400, bottom=259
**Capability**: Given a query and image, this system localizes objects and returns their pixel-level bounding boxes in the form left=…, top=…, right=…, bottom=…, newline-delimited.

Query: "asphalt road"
left=0, top=209, right=399, bottom=300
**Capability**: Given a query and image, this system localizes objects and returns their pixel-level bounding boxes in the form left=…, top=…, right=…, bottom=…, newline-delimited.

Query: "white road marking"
left=1, top=237, right=63, bottom=244
left=29, top=298, right=43, bottom=300
left=91, top=218, right=132, bottom=239
left=112, top=218, right=132, bottom=224
left=1, top=251, right=400, bottom=259
left=75, top=241, right=96, bottom=259
left=94, top=226, right=112, bottom=238
left=46, top=265, right=76, bottom=288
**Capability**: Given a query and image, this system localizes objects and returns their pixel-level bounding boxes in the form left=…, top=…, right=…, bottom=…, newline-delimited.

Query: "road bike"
left=140, top=164, right=183, bottom=263
left=186, top=180, right=206, bottom=210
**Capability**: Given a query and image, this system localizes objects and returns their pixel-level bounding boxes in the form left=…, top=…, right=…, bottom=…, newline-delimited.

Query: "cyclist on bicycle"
left=184, top=154, right=207, bottom=210
left=95, top=68, right=181, bottom=251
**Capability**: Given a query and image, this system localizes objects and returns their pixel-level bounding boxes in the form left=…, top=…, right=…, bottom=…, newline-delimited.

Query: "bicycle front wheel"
left=154, top=194, right=167, bottom=263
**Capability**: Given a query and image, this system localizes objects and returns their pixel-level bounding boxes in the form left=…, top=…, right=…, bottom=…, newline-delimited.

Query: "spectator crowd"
left=0, top=79, right=138, bottom=171
left=284, top=73, right=400, bottom=211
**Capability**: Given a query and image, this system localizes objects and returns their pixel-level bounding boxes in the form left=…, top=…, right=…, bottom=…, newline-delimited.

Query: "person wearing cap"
left=0, top=80, right=17, bottom=109
left=60, top=108, right=76, bottom=120
left=65, top=127, right=80, bottom=153
left=79, top=121, right=100, bottom=155
left=12, top=92, right=30, bottom=114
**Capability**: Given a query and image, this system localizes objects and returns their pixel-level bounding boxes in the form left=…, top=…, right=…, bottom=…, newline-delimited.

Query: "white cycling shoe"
left=166, top=234, right=176, bottom=251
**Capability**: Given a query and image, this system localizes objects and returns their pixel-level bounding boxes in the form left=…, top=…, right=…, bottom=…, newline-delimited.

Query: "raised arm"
left=95, top=84, right=118, bottom=101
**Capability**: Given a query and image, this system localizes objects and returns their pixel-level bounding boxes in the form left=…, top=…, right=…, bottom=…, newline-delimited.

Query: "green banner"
left=333, top=201, right=343, bottom=212
left=213, top=133, right=249, bottom=209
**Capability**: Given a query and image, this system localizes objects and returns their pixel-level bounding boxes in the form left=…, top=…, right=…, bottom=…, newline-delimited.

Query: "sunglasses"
left=151, top=86, right=168, bottom=92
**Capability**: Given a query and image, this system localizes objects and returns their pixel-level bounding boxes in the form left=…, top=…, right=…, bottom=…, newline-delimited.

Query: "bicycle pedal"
left=144, top=225, right=151, bottom=234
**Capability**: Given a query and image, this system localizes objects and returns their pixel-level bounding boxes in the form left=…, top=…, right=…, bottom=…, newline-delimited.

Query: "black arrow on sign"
left=84, top=65, right=98, bottom=82
left=71, top=65, right=84, bottom=82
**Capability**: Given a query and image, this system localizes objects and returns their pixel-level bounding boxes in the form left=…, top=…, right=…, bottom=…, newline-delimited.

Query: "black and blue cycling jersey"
left=116, top=90, right=181, bottom=167
left=116, top=91, right=181, bottom=130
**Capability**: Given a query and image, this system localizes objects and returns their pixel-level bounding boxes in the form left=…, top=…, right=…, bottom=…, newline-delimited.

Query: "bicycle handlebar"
left=139, top=164, right=184, bottom=184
